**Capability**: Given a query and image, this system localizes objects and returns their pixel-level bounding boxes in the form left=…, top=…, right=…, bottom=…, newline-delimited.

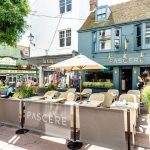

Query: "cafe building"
left=0, top=45, right=37, bottom=83
left=78, top=0, right=150, bottom=92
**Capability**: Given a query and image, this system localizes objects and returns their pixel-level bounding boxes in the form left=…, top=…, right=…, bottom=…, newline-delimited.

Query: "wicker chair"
left=102, top=93, right=114, bottom=108
left=119, top=94, right=137, bottom=103
left=107, top=89, right=119, bottom=100
left=127, top=90, right=141, bottom=114
left=89, top=93, right=105, bottom=103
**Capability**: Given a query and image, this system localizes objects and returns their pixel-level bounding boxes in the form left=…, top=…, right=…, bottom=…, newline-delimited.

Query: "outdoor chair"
left=107, top=89, right=119, bottom=100
left=66, top=92, right=77, bottom=101
left=88, top=93, right=105, bottom=107
left=119, top=94, right=137, bottom=103
left=89, top=93, right=105, bottom=102
left=42, top=90, right=60, bottom=99
left=102, top=93, right=114, bottom=108
left=67, top=88, right=76, bottom=93
left=80, top=88, right=92, bottom=98
left=127, top=90, right=141, bottom=114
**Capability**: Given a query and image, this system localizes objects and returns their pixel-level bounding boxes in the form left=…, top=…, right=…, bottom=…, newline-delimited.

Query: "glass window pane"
left=137, top=25, right=141, bottom=47
left=145, top=23, right=150, bottom=45
left=60, top=39, right=64, bottom=47
left=114, top=29, right=120, bottom=49
left=99, top=29, right=111, bottom=50
left=66, top=30, right=71, bottom=46
left=60, top=0, right=65, bottom=13
left=66, top=0, right=72, bottom=12
left=59, top=31, right=65, bottom=47
left=66, top=37, right=71, bottom=46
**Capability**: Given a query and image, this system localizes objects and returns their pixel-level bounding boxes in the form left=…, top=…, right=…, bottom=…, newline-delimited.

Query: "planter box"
left=83, top=87, right=108, bottom=93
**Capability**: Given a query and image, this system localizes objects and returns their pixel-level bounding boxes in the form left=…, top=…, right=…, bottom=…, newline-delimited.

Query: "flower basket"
left=26, top=64, right=32, bottom=70
left=17, top=64, right=23, bottom=70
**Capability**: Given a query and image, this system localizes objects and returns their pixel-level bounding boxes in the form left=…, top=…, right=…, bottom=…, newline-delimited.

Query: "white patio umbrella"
left=49, top=54, right=105, bottom=100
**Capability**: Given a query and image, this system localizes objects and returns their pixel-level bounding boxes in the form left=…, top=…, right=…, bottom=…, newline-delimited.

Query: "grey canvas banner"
left=79, top=106, right=127, bottom=150
left=24, top=101, right=71, bottom=139
left=0, top=98, right=21, bottom=127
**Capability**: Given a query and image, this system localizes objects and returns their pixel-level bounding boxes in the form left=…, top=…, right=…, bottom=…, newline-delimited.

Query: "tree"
left=0, top=0, right=30, bottom=47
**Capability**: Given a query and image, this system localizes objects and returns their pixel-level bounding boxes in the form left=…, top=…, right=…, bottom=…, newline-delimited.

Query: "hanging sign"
left=0, top=57, right=16, bottom=65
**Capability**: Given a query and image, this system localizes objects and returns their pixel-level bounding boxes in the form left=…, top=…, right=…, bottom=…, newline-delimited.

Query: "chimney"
left=90, top=0, right=98, bottom=11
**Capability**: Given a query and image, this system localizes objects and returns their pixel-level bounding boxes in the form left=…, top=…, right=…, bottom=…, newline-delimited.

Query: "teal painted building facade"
left=78, top=0, right=150, bottom=93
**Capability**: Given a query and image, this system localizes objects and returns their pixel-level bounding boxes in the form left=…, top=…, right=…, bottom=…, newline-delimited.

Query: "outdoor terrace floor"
left=0, top=106, right=149, bottom=150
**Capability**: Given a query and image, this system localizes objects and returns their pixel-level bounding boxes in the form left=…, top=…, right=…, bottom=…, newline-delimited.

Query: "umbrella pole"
left=80, top=67, right=82, bottom=100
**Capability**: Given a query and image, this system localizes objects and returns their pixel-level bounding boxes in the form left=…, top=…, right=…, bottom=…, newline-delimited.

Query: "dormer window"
left=97, top=8, right=106, bottom=20
left=95, top=5, right=111, bottom=22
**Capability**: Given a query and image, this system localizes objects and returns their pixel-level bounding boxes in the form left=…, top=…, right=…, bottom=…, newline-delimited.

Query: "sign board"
left=0, top=57, right=16, bottom=66
left=24, top=101, right=71, bottom=139
left=0, top=98, right=21, bottom=127
left=79, top=107, right=127, bottom=150
left=0, top=70, right=36, bottom=74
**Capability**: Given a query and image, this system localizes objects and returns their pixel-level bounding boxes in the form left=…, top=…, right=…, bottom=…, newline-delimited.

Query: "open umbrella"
left=49, top=54, right=105, bottom=100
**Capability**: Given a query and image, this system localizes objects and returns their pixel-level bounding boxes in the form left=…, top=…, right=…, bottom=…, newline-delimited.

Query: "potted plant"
left=17, top=64, right=23, bottom=70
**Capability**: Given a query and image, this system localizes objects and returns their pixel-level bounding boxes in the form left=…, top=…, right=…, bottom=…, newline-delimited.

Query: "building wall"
left=78, top=19, right=150, bottom=91
left=30, top=0, right=91, bottom=57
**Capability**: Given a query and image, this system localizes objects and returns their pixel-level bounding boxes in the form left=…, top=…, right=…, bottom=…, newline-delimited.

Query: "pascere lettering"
left=27, top=111, right=67, bottom=127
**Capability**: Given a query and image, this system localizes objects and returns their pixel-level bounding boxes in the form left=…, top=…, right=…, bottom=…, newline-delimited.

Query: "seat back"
left=102, top=93, right=114, bottom=108
left=119, top=94, right=137, bottom=102
left=67, top=88, right=76, bottom=93
left=82, top=88, right=92, bottom=94
left=127, top=90, right=140, bottom=101
left=108, top=89, right=119, bottom=97
left=67, top=92, right=76, bottom=101
left=81, top=88, right=92, bottom=98
left=58, top=92, right=68, bottom=99
left=44, top=90, right=60, bottom=98
left=89, top=93, right=105, bottom=102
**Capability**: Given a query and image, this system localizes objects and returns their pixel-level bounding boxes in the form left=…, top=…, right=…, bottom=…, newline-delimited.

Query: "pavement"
left=0, top=107, right=149, bottom=150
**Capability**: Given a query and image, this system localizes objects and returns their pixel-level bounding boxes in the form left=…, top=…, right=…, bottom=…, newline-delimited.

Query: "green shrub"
left=13, top=85, right=36, bottom=99
left=43, top=84, right=56, bottom=93
left=142, top=85, right=150, bottom=113
left=82, top=82, right=113, bottom=89
left=0, top=86, right=8, bottom=90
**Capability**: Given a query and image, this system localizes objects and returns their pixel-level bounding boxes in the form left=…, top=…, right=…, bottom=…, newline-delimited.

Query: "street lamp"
left=28, top=33, right=35, bottom=57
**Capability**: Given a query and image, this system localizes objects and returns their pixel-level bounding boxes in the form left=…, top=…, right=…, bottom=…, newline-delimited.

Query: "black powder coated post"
left=67, top=104, right=83, bottom=149
left=127, top=109, right=131, bottom=150
left=16, top=101, right=29, bottom=134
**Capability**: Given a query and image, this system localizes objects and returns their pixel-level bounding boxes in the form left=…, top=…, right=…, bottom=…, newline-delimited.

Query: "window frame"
left=145, top=22, right=150, bottom=48
left=59, top=29, right=71, bottom=47
left=113, top=28, right=121, bottom=51
left=96, top=7, right=107, bottom=22
left=59, top=0, right=72, bottom=14
left=98, top=29, right=112, bottom=51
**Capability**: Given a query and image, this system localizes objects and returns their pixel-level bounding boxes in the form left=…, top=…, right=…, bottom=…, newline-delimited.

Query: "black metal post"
left=67, top=105, right=83, bottom=149
left=127, top=109, right=131, bottom=150
left=16, top=101, right=29, bottom=134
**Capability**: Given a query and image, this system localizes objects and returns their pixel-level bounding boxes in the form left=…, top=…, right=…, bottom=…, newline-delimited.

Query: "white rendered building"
left=28, top=0, right=97, bottom=86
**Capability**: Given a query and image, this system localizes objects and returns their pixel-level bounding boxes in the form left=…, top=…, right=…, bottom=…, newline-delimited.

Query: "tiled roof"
left=80, top=0, right=150, bottom=31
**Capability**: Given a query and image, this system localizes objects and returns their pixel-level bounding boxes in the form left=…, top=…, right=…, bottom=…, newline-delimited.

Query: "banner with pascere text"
left=24, top=101, right=71, bottom=139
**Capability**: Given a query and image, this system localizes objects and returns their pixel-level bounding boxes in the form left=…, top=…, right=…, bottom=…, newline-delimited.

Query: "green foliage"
left=0, top=85, right=8, bottom=90
left=13, top=85, right=36, bottom=99
left=0, top=0, right=31, bottom=46
left=46, top=84, right=57, bottom=92
left=142, top=85, right=150, bottom=112
left=82, top=82, right=114, bottom=89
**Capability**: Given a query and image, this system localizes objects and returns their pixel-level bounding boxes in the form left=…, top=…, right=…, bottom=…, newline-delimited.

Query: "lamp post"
left=28, top=33, right=34, bottom=57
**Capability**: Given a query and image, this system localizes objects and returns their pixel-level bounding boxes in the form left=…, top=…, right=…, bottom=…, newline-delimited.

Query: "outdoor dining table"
left=79, top=100, right=103, bottom=107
